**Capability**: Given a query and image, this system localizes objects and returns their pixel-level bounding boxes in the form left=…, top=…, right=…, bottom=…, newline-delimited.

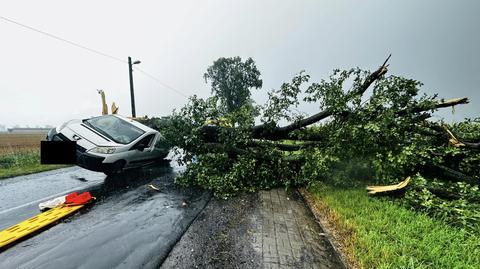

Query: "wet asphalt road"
left=0, top=162, right=211, bottom=269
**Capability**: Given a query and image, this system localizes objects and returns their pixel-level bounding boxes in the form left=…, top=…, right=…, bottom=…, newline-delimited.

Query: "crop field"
left=0, top=133, right=46, bottom=155
left=0, top=132, right=68, bottom=179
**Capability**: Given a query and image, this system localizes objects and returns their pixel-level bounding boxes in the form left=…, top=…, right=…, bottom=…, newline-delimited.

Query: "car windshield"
left=83, top=115, right=145, bottom=144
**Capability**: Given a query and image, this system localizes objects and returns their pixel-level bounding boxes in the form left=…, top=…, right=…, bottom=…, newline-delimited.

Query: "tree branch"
left=397, top=97, right=469, bottom=116
left=253, top=55, right=392, bottom=140
left=421, top=163, right=477, bottom=185
left=249, top=140, right=320, bottom=151
left=442, top=124, right=480, bottom=150
left=419, top=122, right=479, bottom=150
left=435, top=97, right=470, bottom=109
left=462, top=141, right=480, bottom=150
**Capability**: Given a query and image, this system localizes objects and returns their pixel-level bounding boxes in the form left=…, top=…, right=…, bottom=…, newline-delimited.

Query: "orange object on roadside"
left=65, top=192, right=93, bottom=205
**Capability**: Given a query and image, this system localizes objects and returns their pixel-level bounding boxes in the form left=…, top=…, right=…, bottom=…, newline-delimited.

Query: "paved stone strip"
left=161, top=188, right=344, bottom=269
left=252, top=189, right=344, bottom=269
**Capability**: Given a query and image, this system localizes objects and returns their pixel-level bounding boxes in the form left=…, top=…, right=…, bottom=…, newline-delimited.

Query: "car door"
left=127, top=133, right=156, bottom=166
left=151, top=134, right=170, bottom=159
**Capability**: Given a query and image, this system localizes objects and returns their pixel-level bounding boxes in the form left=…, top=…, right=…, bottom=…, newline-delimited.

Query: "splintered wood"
left=366, top=176, right=411, bottom=194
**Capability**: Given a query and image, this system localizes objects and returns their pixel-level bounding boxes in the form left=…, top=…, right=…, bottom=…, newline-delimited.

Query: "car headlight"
left=89, top=147, right=118, bottom=154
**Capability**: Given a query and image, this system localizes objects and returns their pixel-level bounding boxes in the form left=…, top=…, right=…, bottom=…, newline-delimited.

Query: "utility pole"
left=128, top=56, right=136, bottom=118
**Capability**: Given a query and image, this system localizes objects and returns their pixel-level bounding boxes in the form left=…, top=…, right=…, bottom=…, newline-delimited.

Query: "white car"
left=46, top=114, right=170, bottom=175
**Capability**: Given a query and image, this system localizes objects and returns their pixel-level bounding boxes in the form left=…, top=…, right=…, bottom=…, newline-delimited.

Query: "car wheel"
left=104, top=160, right=125, bottom=176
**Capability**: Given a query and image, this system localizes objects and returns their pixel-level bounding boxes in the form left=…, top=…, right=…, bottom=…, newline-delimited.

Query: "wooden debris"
left=366, top=176, right=411, bottom=194
left=148, top=184, right=160, bottom=191
left=443, top=125, right=465, bottom=148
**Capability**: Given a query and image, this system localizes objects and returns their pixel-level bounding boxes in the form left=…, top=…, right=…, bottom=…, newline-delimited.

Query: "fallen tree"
left=143, top=55, right=479, bottom=229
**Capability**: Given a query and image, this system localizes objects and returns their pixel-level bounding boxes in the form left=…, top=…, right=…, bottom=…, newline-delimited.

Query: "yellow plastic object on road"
left=0, top=205, right=83, bottom=249
left=366, top=176, right=411, bottom=194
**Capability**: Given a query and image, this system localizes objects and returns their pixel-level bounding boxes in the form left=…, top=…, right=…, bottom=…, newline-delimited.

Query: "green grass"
left=0, top=152, right=69, bottom=179
left=308, top=183, right=480, bottom=269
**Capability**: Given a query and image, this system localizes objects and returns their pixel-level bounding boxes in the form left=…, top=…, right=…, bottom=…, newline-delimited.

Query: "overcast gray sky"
left=1, top=0, right=479, bottom=128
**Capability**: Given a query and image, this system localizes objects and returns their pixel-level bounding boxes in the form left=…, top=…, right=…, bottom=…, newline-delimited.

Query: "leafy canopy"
left=204, top=56, right=262, bottom=113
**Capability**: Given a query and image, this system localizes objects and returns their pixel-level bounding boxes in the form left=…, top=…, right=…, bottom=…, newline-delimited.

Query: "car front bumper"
left=77, top=150, right=123, bottom=173
left=76, top=151, right=106, bottom=172
left=47, top=129, right=112, bottom=172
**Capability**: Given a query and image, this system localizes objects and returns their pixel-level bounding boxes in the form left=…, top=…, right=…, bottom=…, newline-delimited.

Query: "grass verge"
left=303, top=183, right=480, bottom=269
left=0, top=152, right=69, bottom=179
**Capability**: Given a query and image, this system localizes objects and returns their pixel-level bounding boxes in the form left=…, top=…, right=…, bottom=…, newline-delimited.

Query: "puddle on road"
left=0, top=162, right=211, bottom=269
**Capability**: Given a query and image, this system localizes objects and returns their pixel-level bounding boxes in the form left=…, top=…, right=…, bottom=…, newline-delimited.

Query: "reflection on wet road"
left=0, top=162, right=210, bottom=269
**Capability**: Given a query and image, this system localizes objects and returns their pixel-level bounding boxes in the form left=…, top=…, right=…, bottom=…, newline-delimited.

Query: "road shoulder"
left=162, top=188, right=344, bottom=268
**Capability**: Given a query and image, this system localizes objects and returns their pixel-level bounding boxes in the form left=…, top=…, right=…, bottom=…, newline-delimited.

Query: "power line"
left=0, top=15, right=126, bottom=64
left=0, top=15, right=189, bottom=98
left=134, top=67, right=188, bottom=97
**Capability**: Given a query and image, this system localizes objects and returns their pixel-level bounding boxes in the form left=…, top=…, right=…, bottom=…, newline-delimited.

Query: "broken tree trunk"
left=443, top=125, right=480, bottom=150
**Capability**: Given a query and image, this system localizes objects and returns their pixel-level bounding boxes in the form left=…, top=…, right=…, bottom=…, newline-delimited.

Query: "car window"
left=155, top=135, right=169, bottom=149
left=135, top=134, right=155, bottom=149
left=84, top=115, right=145, bottom=144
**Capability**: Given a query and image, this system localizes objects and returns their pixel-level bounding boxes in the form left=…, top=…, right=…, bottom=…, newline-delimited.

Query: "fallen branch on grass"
left=366, top=176, right=411, bottom=194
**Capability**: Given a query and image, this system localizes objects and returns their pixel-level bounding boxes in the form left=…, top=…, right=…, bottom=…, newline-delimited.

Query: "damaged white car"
left=46, top=115, right=170, bottom=175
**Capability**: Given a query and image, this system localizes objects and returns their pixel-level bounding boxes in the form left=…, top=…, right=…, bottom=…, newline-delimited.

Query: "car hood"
left=59, top=120, right=121, bottom=149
